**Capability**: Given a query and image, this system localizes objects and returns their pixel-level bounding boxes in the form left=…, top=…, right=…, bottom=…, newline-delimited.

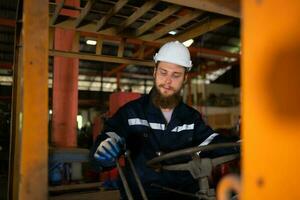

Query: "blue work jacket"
left=90, top=92, right=235, bottom=199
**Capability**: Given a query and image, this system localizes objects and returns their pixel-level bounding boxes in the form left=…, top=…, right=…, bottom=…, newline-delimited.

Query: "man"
left=90, top=41, right=238, bottom=200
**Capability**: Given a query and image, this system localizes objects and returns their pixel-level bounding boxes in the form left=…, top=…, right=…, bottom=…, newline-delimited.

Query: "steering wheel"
left=147, top=142, right=240, bottom=167
left=146, top=142, right=240, bottom=199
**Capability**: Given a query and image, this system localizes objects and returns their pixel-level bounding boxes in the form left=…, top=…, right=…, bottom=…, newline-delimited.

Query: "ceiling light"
left=229, top=57, right=238, bottom=62
left=183, top=39, right=194, bottom=47
left=86, top=39, right=97, bottom=45
left=168, top=30, right=178, bottom=35
left=222, top=57, right=229, bottom=62
left=205, top=66, right=232, bottom=82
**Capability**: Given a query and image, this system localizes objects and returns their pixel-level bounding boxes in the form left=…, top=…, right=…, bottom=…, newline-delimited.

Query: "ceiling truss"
left=0, top=0, right=241, bottom=85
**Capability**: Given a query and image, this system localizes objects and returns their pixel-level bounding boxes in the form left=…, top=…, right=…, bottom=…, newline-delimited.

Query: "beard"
left=151, top=83, right=182, bottom=109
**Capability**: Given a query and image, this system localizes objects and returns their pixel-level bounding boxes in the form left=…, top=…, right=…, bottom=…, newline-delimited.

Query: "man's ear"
left=183, top=72, right=188, bottom=84
left=153, top=66, right=157, bottom=78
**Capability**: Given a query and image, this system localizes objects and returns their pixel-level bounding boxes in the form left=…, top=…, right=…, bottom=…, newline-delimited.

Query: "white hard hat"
left=154, top=41, right=192, bottom=71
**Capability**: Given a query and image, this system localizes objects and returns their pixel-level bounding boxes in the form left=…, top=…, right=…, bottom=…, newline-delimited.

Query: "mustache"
left=158, top=84, right=175, bottom=91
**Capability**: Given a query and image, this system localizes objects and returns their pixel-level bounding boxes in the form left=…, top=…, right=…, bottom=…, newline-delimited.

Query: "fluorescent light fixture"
left=168, top=30, right=178, bottom=35
left=222, top=57, right=229, bottom=62
left=183, top=39, right=194, bottom=47
left=223, top=57, right=237, bottom=62
left=206, top=66, right=232, bottom=82
left=229, top=57, right=238, bottom=62
left=205, top=80, right=210, bottom=84
left=86, top=39, right=97, bottom=45
left=77, top=115, right=83, bottom=130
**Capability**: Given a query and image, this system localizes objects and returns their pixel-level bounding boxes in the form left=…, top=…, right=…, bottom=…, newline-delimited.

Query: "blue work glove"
left=94, top=137, right=124, bottom=167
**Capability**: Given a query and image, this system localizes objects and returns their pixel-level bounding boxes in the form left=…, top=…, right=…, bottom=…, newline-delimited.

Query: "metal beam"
left=95, top=35, right=103, bottom=55
left=139, top=10, right=203, bottom=41
left=158, top=17, right=233, bottom=43
left=49, top=27, right=54, bottom=50
left=48, top=24, right=240, bottom=60
left=138, top=44, right=145, bottom=59
left=0, top=18, right=16, bottom=27
left=49, top=9, right=238, bottom=60
left=0, top=62, right=13, bottom=69
left=99, top=0, right=159, bottom=34
left=117, top=39, right=125, bottom=57
left=105, top=47, right=155, bottom=77
left=74, top=0, right=95, bottom=28
left=116, top=0, right=159, bottom=32
left=80, top=70, right=153, bottom=80
left=49, top=50, right=155, bottom=67
left=65, top=31, right=239, bottom=59
left=96, top=0, right=128, bottom=31
left=135, top=4, right=180, bottom=36
left=10, top=0, right=49, bottom=199
left=161, top=0, right=240, bottom=18
left=51, top=0, right=65, bottom=25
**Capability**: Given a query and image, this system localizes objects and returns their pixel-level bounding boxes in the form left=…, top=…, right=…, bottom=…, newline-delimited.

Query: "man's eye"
left=160, top=70, right=167, bottom=75
left=172, top=74, right=181, bottom=78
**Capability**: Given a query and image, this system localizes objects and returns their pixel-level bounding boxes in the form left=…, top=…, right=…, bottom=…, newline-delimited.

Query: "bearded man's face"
left=152, top=61, right=186, bottom=109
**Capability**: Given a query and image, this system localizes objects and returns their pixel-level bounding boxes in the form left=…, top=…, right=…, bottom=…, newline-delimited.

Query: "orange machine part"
left=109, top=92, right=142, bottom=117
left=242, top=0, right=300, bottom=199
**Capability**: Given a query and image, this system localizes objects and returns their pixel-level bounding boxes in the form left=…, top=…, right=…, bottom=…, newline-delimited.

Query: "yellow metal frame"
left=242, top=0, right=300, bottom=199
left=9, top=0, right=49, bottom=199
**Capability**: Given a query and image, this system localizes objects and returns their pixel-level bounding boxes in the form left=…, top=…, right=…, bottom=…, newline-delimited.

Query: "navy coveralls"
left=91, top=92, right=236, bottom=200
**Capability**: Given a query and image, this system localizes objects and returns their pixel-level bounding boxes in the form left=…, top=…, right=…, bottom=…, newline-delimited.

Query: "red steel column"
left=51, top=0, right=79, bottom=147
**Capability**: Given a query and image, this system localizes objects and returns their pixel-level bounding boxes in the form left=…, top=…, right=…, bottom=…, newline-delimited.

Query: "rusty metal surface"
left=9, top=0, right=49, bottom=199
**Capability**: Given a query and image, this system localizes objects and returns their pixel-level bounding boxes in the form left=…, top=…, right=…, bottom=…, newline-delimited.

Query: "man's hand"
left=94, top=137, right=124, bottom=167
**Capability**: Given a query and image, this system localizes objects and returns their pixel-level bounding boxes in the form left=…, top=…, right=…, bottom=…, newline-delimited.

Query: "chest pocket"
left=161, top=123, right=195, bottom=150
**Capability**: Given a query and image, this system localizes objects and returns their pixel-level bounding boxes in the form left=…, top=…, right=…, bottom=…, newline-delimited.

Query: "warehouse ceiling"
left=0, top=0, right=241, bottom=92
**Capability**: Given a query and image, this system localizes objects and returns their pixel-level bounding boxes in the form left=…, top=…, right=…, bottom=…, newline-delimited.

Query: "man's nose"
left=164, top=76, right=172, bottom=84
